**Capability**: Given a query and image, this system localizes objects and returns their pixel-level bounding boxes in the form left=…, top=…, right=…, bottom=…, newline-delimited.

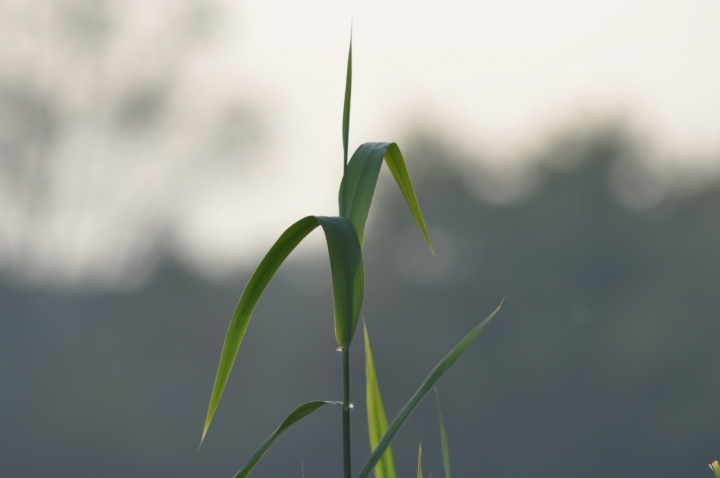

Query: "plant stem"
left=343, top=347, right=351, bottom=478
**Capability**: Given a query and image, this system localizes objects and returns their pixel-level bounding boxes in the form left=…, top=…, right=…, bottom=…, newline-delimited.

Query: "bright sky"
left=246, top=0, right=720, bottom=159
left=1, top=0, right=719, bottom=285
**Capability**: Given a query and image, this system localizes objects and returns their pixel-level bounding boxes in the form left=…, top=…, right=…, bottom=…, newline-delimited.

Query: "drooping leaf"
left=342, top=36, right=352, bottom=170
left=364, top=324, right=397, bottom=478
left=358, top=301, right=503, bottom=478
left=339, top=142, right=432, bottom=252
left=202, top=216, right=363, bottom=442
left=317, top=216, right=365, bottom=348
left=434, top=389, right=451, bottom=478
left=232, top=401, right=342, bottom=478
left=710, top=460, right=720, bottom=478
left=416, top=443, right=423, bottom=478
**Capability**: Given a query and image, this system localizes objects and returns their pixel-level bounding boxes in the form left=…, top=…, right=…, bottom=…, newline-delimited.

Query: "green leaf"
left=317, top=216, right=365, bottom=349
left=710, top=460, right=720, bottom=478
left=435, top=389, right=451, bottom=478
left=358, top=301, right=503, bottom=478
left=416, top=443, right=423, bottom=478
left=339, top=142, right=432, bottom=252
left=342, top=36, right=352, bottom=169
left=232, top=401, right=342, bottom=478
left=364, top=324, right=397, bottom=478
left=202, top=216, right=364, bottom=443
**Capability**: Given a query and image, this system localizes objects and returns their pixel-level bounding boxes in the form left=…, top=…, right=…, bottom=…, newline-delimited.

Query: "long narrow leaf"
left=417, top=443, right=423, bottom=478
left=339, top=142, right=432, bottom=252
left=358, top=301, right=503, bottom=478
left=233, top=401, right=342, bottom=478
left=342, top=37, right=352, bottom=169
left=435, top=390, right=451, bottom=478
left=202, top=216, right=363, bottom=442
left=364, top=324, right=397, bottom=478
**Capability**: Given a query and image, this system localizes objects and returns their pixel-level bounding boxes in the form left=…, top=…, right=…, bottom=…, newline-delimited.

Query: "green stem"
left=343, top=347, right=351, bottom=478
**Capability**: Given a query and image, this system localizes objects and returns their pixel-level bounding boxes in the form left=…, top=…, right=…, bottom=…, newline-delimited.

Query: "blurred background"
left=1, top=1, right=720, bottom=477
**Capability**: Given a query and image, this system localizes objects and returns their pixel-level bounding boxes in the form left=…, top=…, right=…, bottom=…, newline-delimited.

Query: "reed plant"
left=200, top=37, right=502, bottom=478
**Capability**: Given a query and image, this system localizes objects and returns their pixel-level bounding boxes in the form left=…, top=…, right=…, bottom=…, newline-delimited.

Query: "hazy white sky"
left=250, top=0, right=720, bottom=155
left=1, top=0, right=719, bottom=285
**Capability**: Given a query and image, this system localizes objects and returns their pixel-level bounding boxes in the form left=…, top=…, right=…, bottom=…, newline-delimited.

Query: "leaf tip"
left=342, top=29, right=353, bottom=169
left=481, top=297, right=505, bottom=327
left=200, top=421, right=210, bottom=446
left=200, top=405, right=216, bottom=447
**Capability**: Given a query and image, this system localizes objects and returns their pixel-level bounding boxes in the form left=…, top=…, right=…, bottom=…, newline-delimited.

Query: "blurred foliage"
left=1, top=128, right=720, bottom=477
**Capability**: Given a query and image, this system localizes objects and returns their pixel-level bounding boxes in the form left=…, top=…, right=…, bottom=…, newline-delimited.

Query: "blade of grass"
left=340, top=31, right=355, bottom=478
left=434, top=389, right=451, bottom=478
left=417, top=443, right=423, bottom=478
left=338, top=142, right=433, bottom=252
left=358, top=301, right=503, bottom=478
left=342, top=36, right=352, bottom=171
left=364, top=323, right=397, bottom=478
left=202, top=216, right=363, bottom=443
left=232, top=401, right=343, bottom=478
left=710, top=461, right=720, bottom=478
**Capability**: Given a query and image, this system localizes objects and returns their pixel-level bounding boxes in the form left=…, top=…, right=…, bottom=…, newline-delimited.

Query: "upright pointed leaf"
left=365, top=324, right=397, bottom=478
left=358, top=302, right=503, bottom=478
left=417, top=443, right=423, bottom=478
left=342, top=37, right=352, bottom=169
left=233, top=401, right=342, bottom=478
left=339, top=142, right=432, bottom=252
left=202, top=216, right=363, bottom=442
left=435, top=390, right=451, bottom=478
